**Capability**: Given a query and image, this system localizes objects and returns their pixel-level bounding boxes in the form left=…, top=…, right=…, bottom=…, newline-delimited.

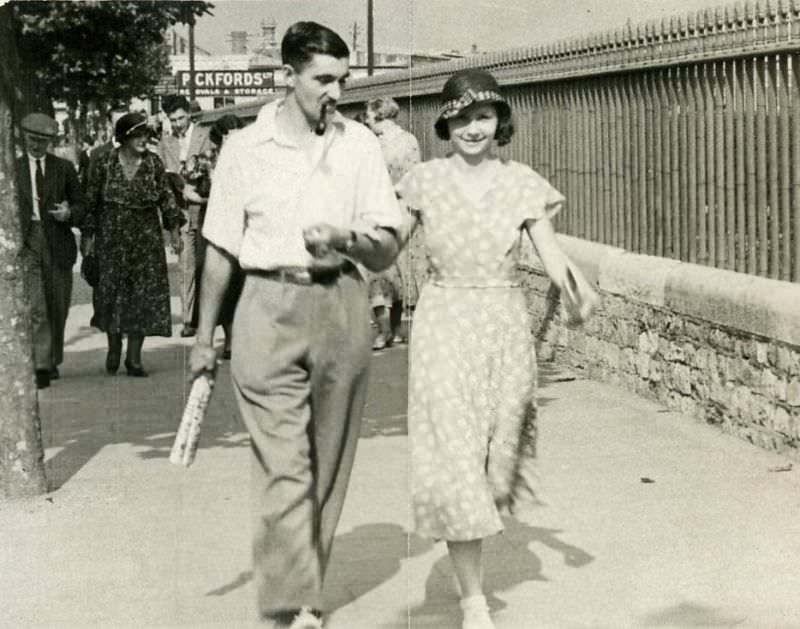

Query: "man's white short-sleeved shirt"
left=202, top=99, right=403, bottom=270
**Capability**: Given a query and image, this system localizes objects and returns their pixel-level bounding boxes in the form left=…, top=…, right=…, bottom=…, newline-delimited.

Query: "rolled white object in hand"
left=170, top=374, right=214, bottom=467
left=560, top=262, right=599, bottom=328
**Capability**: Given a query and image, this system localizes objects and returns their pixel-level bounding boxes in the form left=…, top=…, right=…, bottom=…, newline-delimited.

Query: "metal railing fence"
left=337, top=0, right=800, bottom=281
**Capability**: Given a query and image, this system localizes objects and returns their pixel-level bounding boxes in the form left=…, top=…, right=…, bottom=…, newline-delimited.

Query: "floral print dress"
left=366, top=123, right=421, bottom=309
left=397, top=157, right=564, bottom=541
left=84, top=149, right=184, bottom=336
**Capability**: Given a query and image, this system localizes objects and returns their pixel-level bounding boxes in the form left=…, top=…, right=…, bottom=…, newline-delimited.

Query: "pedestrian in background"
left=82, top=112, right=184, bottom=377
left=189, top=21, right=402, bottom=629
left=185, top=113, right=246, bottom=360
left=206, top=113, right=245, bottom=359
left=81, top=106, right=128, bottom=329
left=16, top=112, right=86, bottom=389
left=396, top=68, right=597, bottom=629
left=158, top=94, right=210, bottom=338
left=363, top=96, right=421, bottom=348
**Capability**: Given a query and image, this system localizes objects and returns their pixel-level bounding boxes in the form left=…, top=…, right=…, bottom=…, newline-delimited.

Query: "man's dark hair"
left=163, top=95, right=191, bottom=115
left=281, top=21, right=349, bottom=71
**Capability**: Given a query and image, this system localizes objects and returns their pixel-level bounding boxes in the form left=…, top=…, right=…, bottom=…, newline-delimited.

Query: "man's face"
left=169, top=108, right=190, bottom=135
left=24, top=133, right=50, bottom=159
left=285, top=53, right=350, bottom=126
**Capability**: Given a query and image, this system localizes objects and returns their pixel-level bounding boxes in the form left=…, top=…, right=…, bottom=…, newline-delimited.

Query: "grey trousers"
left=179, top=225, right=198, bottom=326
left=230, top=268, right=372, bottom=618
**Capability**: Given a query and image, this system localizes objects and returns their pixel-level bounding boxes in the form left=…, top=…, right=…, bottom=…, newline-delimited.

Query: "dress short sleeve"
left=395, top=163, right=427, bottom=216
left=516, top=163, right=565, bottom=224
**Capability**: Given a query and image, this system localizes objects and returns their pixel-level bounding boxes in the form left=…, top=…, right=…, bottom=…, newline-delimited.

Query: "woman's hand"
left=170, top=229, right=183, bottom=255
left=188, top=341, right=218, bottom=380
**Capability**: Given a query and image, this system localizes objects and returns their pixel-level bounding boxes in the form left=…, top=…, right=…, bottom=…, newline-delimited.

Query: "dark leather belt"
left=251, top=261, right=355, bottom=285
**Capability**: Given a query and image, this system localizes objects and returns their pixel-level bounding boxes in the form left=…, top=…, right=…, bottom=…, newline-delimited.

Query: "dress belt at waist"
left=248, top=261, right=355, bottom=286
left=430, top=277, right=521, bottom=289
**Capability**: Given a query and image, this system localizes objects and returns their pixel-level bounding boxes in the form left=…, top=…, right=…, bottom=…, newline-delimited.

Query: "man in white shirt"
left=189, top=21, right=402, bottom=629
left=157, top=95, right=210, bottom=337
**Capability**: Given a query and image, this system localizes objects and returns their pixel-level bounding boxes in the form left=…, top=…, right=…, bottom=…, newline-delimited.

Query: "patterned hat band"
left=124, top=120, right=148, bottom=137
left=438, top=88, right=506, bottom=120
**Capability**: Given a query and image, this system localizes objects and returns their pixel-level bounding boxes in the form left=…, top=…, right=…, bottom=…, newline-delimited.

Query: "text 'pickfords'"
left=176, top=70, right=275, bottom=95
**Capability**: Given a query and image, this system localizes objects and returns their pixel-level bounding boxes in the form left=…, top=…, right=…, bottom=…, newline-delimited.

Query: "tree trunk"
left=0, top=5, right=48, bottom=499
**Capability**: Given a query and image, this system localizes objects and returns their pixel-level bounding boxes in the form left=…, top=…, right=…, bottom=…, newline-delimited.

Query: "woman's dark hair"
left=433, top=68, right=514, bottom=146
left=209, top=114, right=244, bottom=146
left=281, top=21, right=349, bottom=71
left=434, top=103, right=514, bottom=146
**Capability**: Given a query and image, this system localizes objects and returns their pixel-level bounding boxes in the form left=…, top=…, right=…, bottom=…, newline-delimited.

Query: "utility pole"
left=350, top=21, right=361, bottom=52
left=367, top=0, right=374, bottom=76
left=187, top=6, right=196, bottom=100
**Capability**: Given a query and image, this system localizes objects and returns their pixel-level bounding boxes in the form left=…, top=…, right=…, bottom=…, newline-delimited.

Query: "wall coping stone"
left=520, top=235, right=800, bottom=347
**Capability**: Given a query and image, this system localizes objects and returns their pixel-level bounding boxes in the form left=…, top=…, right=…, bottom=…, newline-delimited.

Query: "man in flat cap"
left=16, top=112, right=86, bottom=389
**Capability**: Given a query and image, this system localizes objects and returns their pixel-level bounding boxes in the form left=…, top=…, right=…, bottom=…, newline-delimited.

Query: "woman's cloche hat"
left=434, top=68, right=510, bottom=137
left=114, top=112, right=149, bottom=142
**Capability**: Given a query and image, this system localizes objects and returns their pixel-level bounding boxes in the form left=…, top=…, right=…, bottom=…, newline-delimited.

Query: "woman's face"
left=123, top=130, right=149, bottom=154
left=447, top=103, right=498, bottom=160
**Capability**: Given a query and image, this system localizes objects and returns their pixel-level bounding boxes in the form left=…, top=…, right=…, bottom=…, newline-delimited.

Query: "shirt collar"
left=175, top=122, right=193, bottom=139
left=28, top=152, right=45, bottom=163
left=252, top=98, right=346, bottom=147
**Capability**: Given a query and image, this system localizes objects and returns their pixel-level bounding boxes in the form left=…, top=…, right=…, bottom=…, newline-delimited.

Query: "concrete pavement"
left=1, top=269, right=800, bottom=629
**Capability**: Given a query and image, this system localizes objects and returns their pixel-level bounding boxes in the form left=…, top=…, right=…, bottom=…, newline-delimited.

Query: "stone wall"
left=521, top=235, right=800, bottom=458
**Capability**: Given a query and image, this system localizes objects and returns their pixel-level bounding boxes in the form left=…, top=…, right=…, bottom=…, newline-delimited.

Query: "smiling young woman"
left=396, top=68, right=598, bottom=629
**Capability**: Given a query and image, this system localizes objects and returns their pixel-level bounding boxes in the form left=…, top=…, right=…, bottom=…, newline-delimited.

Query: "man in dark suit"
left=17, top=113, right=86, bottom=389
left=157, top=95, right=210, bottom=337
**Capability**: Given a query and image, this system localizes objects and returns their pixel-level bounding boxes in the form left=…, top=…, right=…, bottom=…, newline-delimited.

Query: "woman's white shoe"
left=460, top=595, right=496, bottom=629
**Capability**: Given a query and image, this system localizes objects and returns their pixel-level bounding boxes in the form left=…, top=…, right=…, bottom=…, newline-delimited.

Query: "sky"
left=191, top=0, right=730, bottom=56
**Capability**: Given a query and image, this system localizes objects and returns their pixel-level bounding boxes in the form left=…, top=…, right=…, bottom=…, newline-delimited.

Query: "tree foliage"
left=12, top=0, right=213, bottom=111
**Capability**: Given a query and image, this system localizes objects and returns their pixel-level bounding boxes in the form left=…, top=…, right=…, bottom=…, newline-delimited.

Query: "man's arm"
left=63, top=160, right=86, bottom=226
left=189, top=242, right=234, bottom=376
left=345, top=226, right=399, bottom=272
left=302, top=223, right=400, bottom=273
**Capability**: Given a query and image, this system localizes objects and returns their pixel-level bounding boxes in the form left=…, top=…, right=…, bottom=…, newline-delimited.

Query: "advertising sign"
left=176, top=70, right=275, bottom=96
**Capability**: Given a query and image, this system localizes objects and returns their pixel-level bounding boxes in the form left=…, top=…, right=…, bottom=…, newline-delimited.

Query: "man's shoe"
left=289, top=607, right=323, bottom=629
left=49, top=366, right=60, bottom=380
left=35, top=369, right=50, bottom=389
left=180, top=326, right=196, bottom=338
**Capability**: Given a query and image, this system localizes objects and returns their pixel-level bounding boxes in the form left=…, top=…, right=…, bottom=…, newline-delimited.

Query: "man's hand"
left=188, top=342, right=218, bottom=380
left=49, top=201, right=71, bottom=223
left=303, top=223, right=350, bottom=258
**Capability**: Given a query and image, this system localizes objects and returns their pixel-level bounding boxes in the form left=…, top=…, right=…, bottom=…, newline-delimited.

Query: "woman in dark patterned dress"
left=82, top=112, right=184, bottom=376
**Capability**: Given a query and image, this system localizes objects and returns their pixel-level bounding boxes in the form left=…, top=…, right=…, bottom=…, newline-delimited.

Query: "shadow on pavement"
left=326, top=522, right=435, bottom=610
left=640, top=601, right=751, bottom=627
left=407, top=517, right=594, bottom=625
left=201, top=523, right=435, bottom=608
left=39, top=341, right=246, bottom=491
